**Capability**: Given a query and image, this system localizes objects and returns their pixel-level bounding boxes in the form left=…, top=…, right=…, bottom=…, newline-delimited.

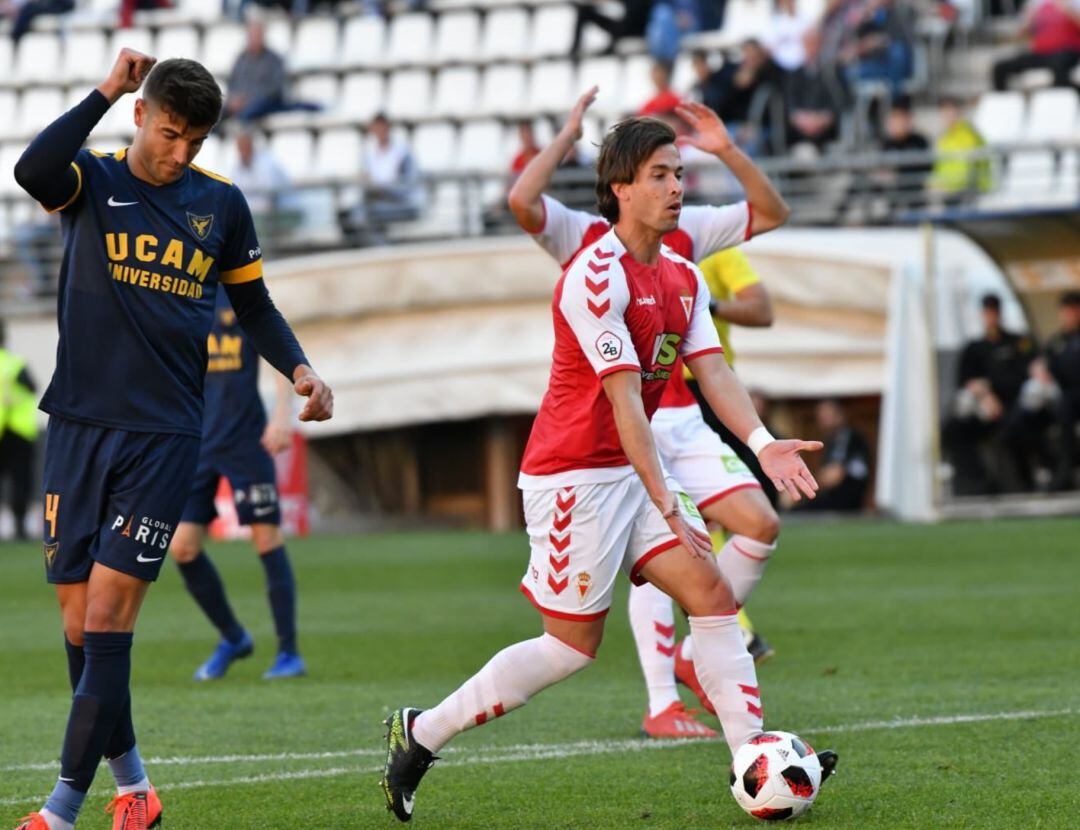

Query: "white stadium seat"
left=432, top=66, right=481, bottom=118
left=155, top=25, right=200, bottom=61
left=720, top=0, right=770, bottom=41
left=93, top=93, right=137, bottom=141
left=293, top=73, right=340, bottom=111
left=972, top=91, right=1026, bottom=145
left=577, top=56, right=624, bottom=119
left=15, top=32, right=61, bottom=84
left=269, top=129, right=315, bottom=184
left=0, top=91, right=18, bottom=142
left=17, top=88, right=65, bottom=138
left=193, top=133, right=222, bottom=173
left=385, top=69, right=432, bottom=122
left=480, top=63, right=528, bottom=117
left=1025, top=88, right=1079, bottom=143
left=413, top=122, right=458, bottom=173
left=292, top=18, right=340, bottom=72
left=0, top=143, right=24, bottom=198
left=340, top=15, right=386, bottom=69
left=181, top=0, right=220, bottom=22
left=530, top=5, right=576, bottom=58
left=109, top=28, right=154, bottom=62
left=61, top=30, right=108, bottom=84
left=386, top=13, right=434, bottom=66
left=432, top=11, right=481, bottom=65
left=619, top=54, right=654, bottom=116
left=314, top=127, right=363, bottom=180
left=0, top=39, right=13, bottom=83
left=200, top=24, right=246, bottom=77
left=528, top=60, right=575, bottom=115
left=456, top=119, right=505, bottom=173
left=480, top=8, right=529, bottom=62
left=265, top=17, right=293, bottom=56
left=339, top=72, right=385, bottom=122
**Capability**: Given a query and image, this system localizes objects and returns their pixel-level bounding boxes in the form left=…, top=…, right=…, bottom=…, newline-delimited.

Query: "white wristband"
left=747, top=426, right=776, bottom=457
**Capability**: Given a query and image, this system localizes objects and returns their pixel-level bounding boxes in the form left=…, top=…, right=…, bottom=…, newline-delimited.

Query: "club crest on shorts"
left=187, top=211, right=214, bottom=240
left=576, top=571, right=592, bottom=603
left=43, top=542, right=58, bottom=569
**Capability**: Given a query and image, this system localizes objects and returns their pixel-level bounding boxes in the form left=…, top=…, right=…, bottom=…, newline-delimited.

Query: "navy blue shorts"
left=180, top=440, right=281, bottom=527
left=41, top=416, right=200, bottom=584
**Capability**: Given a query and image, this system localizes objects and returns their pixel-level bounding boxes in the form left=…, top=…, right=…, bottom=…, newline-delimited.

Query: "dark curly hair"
left=595, top=117, right=677, bottom=223
left=143, top=58, right=222, bottom=128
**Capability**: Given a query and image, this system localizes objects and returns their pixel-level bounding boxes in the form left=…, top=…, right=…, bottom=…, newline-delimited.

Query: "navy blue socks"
left=178, top=551, right=246, bottom=645
left=259, top=546, right=298, bottom=655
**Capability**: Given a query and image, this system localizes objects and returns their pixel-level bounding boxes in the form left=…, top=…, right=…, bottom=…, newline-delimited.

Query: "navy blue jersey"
left=203, top=290, right=266, bottom=455
left=40, top=147, right=264, bottom=437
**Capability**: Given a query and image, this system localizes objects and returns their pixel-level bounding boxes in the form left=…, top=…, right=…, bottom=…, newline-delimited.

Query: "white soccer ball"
left=729, top=731, right=822, bottom=821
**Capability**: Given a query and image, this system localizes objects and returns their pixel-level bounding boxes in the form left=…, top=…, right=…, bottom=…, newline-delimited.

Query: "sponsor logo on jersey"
left=187, top=211, right=215, bottom=240
left=207, top=332, right=244, bottom=373
left=636, top=296, right=656, bottom=306
left=104, top=232, right=215, bottom=300
left=110, top=513, right=174, bottom=550
left=595, top=331, right=624, bottom=362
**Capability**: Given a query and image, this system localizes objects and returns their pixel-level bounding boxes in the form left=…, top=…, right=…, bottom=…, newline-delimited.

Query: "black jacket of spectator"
left=1045, top=329, right=1080, bottom=394
left=957, top=329, right=1035, bottom=407
left=699, top=58, right=782, bottom=124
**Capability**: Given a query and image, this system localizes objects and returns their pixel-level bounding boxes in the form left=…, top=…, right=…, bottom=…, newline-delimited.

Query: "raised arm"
left=711, top=282, right=773, bottom=327
left=507, top=86, right=597, bottom=232
left=602, top=371, right=714, bottom=558
left=675, top=101, right=790, bottom=237
left=15, top=49, right=155, bottom=210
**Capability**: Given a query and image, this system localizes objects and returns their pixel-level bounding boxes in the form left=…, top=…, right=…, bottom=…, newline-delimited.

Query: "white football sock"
left=688, top=613, right=763, bottom=754
left=716, top=535, right=775, bottom=607
left=628, top=581, right=680, bottom=717
left=116, top=775, right=151, bottom=796
left=39, top=809, right=74, bottom=830
left=411, top=633, right=593, bottom=753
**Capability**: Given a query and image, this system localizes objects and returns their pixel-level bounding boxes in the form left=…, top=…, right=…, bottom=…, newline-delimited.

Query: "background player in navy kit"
left=11, top=50, right=333, bottom=830
left=169, top=290, right=307, bottom=681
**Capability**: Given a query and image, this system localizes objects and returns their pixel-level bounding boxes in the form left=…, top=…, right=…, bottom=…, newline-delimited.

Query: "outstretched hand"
left=675, top=101, right=735, bottom=157
left=562, top=86, right=599, bottom=142
left=758, top=439, right=823, bottom=501
left=98, top=49, right=156, bottom=104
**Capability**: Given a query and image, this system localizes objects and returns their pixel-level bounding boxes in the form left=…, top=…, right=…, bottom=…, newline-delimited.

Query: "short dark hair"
left=980, top=293, right=1001, bottom=311
left=595, top=117, right=677, bottom=223
left=142, top=58, right=222, bottom=129
left=1060, top=291, right=1080, bottom=308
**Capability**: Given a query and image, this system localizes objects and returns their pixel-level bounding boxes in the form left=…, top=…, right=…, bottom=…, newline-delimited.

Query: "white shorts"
left=519, top=474, right=707, bottom=621
left=652, top=405, right=761, bottom=510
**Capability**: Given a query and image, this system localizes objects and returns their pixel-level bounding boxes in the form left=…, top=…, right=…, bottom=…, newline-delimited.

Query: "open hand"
left=562, top=86, right=599, bottom=142
left=260, top=421, right=293, bottom=455
left=674, top=101, right=735, bottom=157
left=98, top=49, right=156, bottom=104
left=759, top=439, right=823, bottom=501
left=295, top=372, right=333, bottom=422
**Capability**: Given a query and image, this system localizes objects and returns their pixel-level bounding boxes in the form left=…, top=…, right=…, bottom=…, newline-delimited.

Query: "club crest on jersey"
left=680, top=293, right=693, bottom=321
left=187, top=211, right=214, bottom=240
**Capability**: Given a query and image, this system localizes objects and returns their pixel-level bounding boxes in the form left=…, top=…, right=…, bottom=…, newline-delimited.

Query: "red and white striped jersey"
left=527, top=194, right=751, bottom=408
left=518, top=228, right=724, bottom=489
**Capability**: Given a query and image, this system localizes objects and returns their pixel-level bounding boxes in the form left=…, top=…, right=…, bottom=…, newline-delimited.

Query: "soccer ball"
left=729, top=731, right=822, bottom=821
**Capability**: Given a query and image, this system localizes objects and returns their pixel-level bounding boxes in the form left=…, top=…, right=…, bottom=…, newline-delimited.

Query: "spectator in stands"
left=570, top=0, right=653, bottom=56
left=991, top=0, right=1080, bottom=91
left=11, top=213, right=60, bottom=297
left=0, top=319, right=37, bottom=541
left=784, top=28, right=848, bottom=150
left=3, top=0, right=73, bottom=42
left=646, top=0, right=700, bottom=61
left=638, top=60, right=684, bottom=115
left=763, top=0, right=816, bottom=72
left=1043, top=291, right=1080, bottom=489
left=228, top=130, right=299, bottom=242
left=837, top=0, right=915, bottom=97
left=795, top=399, right=871, bottom=511
left=118, top=0, right=172, bottom=29
left=929, top=97, right=992, bottom=201
left=510, top=121, right=542, bottom=176
left=223, top=19, right=289, bottom=123
left=944, top=293, right=1036, bottom=494
left=866, top=97, right=932, bottom=213
left=691, top=42, right=781, bottom=152
left=341, top=113, right=421, bottom=246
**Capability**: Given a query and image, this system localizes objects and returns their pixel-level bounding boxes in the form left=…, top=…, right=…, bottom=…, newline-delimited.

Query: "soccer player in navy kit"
left=11, top=50, right=333, bottom=830
left=169, top=290, right=307, bottom=681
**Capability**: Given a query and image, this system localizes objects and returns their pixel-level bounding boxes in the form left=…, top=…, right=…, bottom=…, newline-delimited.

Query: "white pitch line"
left=0, top=707, right=1074, bottom=808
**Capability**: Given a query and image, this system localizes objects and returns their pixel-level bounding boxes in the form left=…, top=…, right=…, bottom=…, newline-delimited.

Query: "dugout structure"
left=878, top=207, right=1080, bottom=521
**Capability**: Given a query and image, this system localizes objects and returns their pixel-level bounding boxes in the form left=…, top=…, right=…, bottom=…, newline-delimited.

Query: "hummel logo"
left=107, top=196, right=139, bottom=207
left=136, top=553, right=163, bottom=563
left=637, top=296, right=656, bottom=305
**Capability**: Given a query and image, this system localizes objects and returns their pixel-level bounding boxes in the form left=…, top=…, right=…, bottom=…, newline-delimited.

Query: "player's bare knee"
left=169, top=539, right=200, bottom=563
left=686, top=572, right=738, bottom=617
left=252, top=524, right=285, bottom=554
left=745, top=506, right=780, bottom=544
left=63, top=621, right=85, bottom=646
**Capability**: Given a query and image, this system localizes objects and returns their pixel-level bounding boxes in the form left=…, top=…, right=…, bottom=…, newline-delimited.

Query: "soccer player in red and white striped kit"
left=381, top=111, right=836, bottom=824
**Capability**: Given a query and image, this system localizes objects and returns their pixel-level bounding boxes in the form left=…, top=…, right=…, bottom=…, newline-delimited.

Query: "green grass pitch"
left=1, top=518, right=1078, bottom=829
